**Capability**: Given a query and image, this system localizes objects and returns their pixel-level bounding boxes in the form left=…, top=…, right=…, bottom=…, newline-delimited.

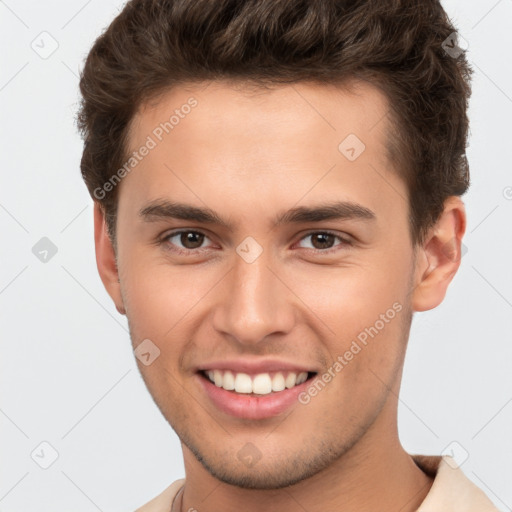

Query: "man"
left=77, top=0, right=499, bottom=510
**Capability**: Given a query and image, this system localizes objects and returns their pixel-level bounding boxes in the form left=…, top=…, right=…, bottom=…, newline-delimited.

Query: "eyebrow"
left=139, top=199, right=376, bottom=228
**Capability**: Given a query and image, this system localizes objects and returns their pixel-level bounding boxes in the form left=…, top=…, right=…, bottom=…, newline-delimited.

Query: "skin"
left=94, top=79, right=466, bottom=512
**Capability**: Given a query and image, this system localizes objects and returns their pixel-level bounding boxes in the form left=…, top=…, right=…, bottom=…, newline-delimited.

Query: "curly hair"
left=77, top=0, right=472, bottom=248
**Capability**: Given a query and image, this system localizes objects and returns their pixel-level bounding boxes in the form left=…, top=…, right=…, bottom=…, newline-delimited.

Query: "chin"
left=182, top=434, right=353, bottom=490
left=200, top=461, right=318, bottom=490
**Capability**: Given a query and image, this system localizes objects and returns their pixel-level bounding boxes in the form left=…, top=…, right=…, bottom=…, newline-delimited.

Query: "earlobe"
left=411, top=197, right=467, bottom=312
left=93, top=202, right=126, bottom=315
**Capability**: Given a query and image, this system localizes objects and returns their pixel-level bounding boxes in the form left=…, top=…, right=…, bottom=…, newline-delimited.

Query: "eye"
left=162, top=230, right=213, bottom=253
left=296, top=231, right=351, bottom=253
left=159, top=229, right=351, bottom=256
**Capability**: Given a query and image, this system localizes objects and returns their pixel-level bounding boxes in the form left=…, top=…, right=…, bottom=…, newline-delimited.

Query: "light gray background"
left=1, top=1, right=511, bottom=510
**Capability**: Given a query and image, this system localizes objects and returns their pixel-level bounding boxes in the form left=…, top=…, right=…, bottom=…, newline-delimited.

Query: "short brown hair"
left=77, top=0, right=472, bottom=248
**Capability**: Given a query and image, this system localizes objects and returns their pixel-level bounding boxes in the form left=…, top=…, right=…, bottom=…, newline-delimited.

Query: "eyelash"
left=159, top=229, right=352, bottom=256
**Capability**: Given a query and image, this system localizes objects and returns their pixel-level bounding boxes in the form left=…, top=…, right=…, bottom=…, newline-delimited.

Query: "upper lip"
left=197, top=358, right=318, bottom=375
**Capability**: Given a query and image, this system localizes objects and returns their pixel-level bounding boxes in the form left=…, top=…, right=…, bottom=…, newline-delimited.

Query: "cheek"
left=284, top=262, right=410, bottom=384
left=287, top=257, right=408, bottom=330
left=120, top=254, right=215, bottom=338
left=296, top=304, right=408, bottom=431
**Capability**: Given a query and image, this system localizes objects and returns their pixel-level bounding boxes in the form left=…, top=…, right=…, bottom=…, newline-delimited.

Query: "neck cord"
left=170, top=485, right=184, bottom=512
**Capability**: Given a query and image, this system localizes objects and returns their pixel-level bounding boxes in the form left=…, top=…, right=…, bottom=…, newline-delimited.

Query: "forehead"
left=119, top=79, right=406, bottom=228
left=129, top=78, right=392, bottom=157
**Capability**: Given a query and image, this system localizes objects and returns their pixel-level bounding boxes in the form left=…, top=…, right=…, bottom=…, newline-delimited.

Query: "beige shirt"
left=135, top=455, right=500, bottom=511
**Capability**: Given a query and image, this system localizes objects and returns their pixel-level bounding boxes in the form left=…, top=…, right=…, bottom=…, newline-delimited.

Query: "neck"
left=178, top=406, right=433, bottom=512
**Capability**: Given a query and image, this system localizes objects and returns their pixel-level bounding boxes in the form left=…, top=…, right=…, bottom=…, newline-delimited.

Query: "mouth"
left=196, top=369, right=318, bottom=419
left=198, top=369, right=317, bottom=395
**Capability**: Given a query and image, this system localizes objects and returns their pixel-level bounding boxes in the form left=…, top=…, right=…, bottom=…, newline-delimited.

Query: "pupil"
left=182, top=232, right=204, bottom=249
left=312, top=233, right=334, bottom=249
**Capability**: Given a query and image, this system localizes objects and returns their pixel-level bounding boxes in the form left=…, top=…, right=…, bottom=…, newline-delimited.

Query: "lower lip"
left=197, top=373, right=313, bottom=420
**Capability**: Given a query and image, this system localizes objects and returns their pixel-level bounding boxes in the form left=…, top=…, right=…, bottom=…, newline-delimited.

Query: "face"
left=98, top=80, right=441, bottom=489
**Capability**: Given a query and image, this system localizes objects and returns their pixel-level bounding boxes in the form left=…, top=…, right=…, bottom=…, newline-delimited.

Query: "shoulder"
left=412, top=455, right=500, bottom=511
left=135, top=478, right=185, bottom=512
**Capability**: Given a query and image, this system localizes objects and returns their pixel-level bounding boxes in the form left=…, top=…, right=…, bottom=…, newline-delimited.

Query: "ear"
left=411, top=196, right=467, bottom=312
left=93, top=202, right=126, bottom=315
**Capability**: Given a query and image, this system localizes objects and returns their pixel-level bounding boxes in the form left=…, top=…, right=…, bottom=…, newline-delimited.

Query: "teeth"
left=213, top=370, right=223, bottom=387
left=204, top=370, right=309, bottom=395
left=296, top=372, right=308, bottom=385
left=223, top=370, right=235, bottom=390
left=252, top=374, right=272, bottom=395
left=234, top=373, right=253, bottom=393
left=272, top=372, right=285, bottom=392
left=285, top=372, right=297, bottom=389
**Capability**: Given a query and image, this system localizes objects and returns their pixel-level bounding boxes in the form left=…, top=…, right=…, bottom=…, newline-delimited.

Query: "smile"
left=202, top=369, right=313, bottom=395
left=197, top=368, right=318, bottom=419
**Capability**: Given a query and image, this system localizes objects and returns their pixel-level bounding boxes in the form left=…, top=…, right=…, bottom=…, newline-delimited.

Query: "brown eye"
left=297, top=231, right=350, bottom=253
left=180, top=231, right=205, bottom=249
left=163, top=230, right=210, bottom=252
left=310, top=233, right=336, bottom=249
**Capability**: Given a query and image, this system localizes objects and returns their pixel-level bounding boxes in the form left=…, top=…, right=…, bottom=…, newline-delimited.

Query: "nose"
left=212, top=247, right=296, bottom=346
